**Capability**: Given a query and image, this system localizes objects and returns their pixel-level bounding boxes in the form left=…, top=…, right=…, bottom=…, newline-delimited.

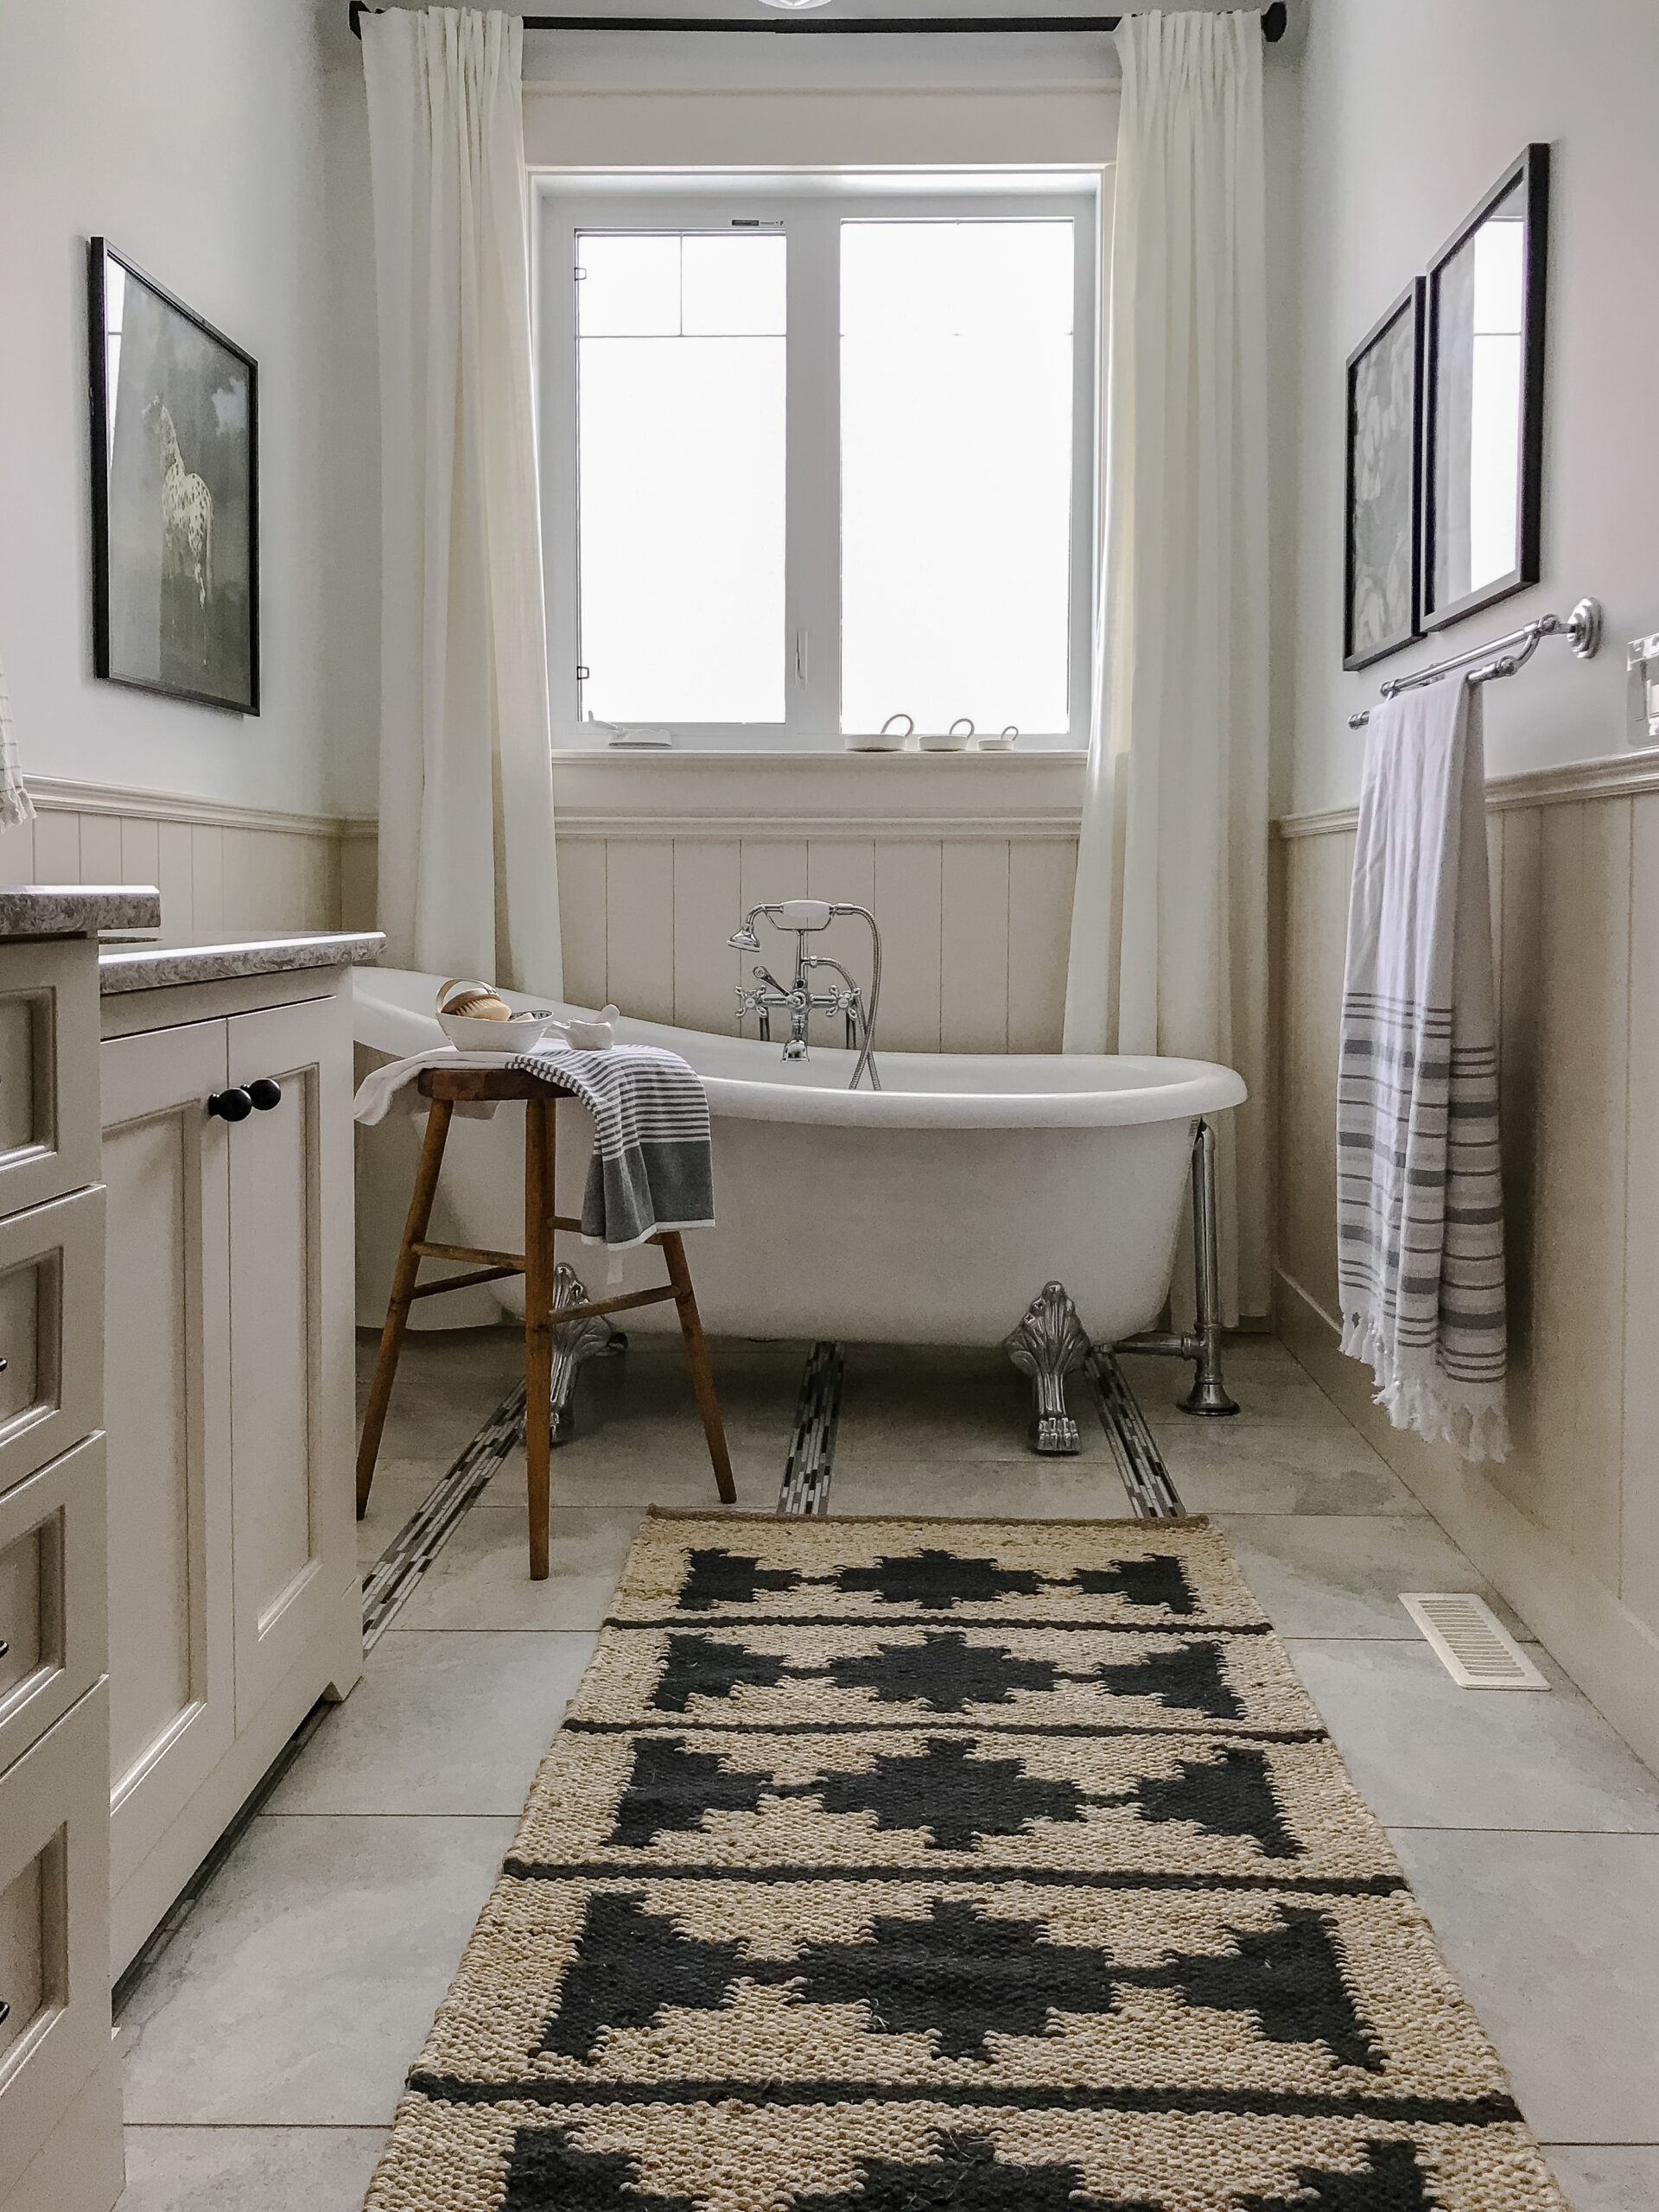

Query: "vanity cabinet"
left=99, top=965, right=362, bottom=1976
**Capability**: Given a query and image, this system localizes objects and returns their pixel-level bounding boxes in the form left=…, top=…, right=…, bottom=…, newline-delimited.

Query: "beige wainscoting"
left=1274, top=750, right=1659, bottom=1769
left=0, top=777, right=368, bottom=944
left=549, top=750, right=1084, bottom=1053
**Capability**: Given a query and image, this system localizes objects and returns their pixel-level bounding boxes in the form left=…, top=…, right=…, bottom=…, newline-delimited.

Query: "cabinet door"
left=226, top=995, right=354, bottom=1725
left=100, top=1020, right=234, bottom=1896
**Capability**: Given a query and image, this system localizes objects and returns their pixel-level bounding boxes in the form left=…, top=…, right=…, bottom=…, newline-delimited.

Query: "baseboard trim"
left=1274, top=1265, right=1659, bottom=1777
left=26, top=774, right=372, bottom=842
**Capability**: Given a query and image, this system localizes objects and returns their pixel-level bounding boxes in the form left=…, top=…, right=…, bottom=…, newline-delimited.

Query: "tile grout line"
left=1383, top=1824, right=1659, bottom=1837
left=124, top=2122, right=393, bottom=2133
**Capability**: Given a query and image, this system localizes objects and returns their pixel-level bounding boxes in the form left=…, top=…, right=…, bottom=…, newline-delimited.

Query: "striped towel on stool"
left=353, top=1039, right=715, bottom=1252
left=1337, top=676, right=1509, bottom=1462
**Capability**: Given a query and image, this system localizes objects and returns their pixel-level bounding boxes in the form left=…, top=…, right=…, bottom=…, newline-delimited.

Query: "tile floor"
left=111, top=1326, right=1659, bottom=2211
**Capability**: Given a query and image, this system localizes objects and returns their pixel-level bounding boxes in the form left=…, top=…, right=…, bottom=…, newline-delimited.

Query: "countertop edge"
left=98, top=931, right=386, bottom=995
left=0, top=885, right=163, bottom=939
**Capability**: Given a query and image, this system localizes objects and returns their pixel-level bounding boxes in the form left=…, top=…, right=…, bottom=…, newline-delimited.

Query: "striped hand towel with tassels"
left=1337, top=675, right=1510, bottom=1462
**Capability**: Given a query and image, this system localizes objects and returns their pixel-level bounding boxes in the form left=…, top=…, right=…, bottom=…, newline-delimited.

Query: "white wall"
left=0, top=0, right=359, bottom=820
left=1286, top=0, right=1659, bottom=818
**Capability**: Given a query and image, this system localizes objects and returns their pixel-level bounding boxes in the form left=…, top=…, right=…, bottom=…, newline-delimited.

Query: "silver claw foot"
left=1005, top=1281, right=1092, bottom=1455
left=550, top=1261, right=625, bottom=1446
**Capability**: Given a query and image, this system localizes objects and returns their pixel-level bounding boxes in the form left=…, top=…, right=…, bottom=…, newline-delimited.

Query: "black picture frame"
left=1421, top=143, right=1548, bottom=635
left=88, top=238, right=260, bottom=715
left=1343, top=279, right=1424, bottom=671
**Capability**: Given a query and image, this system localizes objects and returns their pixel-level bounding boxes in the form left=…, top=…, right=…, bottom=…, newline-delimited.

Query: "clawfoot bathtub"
left=353, top=967, right=1245, bottom=1351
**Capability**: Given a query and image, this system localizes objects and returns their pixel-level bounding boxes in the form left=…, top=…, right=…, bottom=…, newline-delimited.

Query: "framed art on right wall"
left=1344, top=278, right=1424, bottom=671
left=1421, top=143, right=1549, bottom=633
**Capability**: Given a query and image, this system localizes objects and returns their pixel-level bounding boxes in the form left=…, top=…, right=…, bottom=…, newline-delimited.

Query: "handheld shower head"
left=728, top=919, right=763, bottom=950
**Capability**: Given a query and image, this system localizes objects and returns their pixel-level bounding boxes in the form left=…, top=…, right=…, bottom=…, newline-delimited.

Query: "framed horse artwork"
left=88, top=239, right=259, bottom=715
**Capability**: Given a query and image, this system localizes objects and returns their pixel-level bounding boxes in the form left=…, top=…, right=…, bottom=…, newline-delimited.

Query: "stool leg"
left=660, top=1231, right=737, bottom=1504
left=357, top=1098, right=454, bottom=1519
left=524, top=1096, right=556, bottom=1579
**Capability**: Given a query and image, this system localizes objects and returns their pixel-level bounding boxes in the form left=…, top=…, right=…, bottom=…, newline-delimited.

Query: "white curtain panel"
left=362, top=7, right=563, bottom=994
left=1062, top=9, right=1269, bottom=1322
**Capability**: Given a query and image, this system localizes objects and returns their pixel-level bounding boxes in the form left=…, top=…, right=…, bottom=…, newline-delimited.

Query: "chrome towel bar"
left=1348, top=597, right=1602, bottom=730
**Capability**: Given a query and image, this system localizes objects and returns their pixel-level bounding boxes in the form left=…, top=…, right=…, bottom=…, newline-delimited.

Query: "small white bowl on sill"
left=918, top=719, right=976, bottom=753
left=846, top=714, right=913, bottom=753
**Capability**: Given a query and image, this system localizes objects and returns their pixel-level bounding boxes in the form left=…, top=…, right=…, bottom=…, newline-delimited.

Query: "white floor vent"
left=1400, top=1593, right=1549, bottom=1690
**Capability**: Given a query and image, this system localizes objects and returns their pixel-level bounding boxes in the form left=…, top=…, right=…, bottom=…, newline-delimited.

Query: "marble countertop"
left=0, top=884, right=163, bottom=939
left=99, top=931, right=386, bottom=995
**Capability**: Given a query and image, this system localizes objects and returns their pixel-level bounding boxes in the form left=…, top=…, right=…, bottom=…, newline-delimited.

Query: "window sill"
left=550, top=746, right=1088, bottom=762
left=549, top=747, right=1086, bottom=840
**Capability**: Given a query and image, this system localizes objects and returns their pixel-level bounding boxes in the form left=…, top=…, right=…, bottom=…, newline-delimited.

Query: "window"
left=540, top=178, right=1097, bottom=749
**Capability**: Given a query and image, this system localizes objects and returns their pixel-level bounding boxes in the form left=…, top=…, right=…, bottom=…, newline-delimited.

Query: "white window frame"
left=537, top=171, right=1101, bottom=752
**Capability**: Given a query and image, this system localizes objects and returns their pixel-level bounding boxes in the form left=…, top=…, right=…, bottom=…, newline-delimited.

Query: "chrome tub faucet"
left=729, top=899, right=883, bottom=1090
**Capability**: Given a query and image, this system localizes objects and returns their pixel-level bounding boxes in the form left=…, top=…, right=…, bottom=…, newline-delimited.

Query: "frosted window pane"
left=842, top=219, right=1074, bottom=338
left=579, top=236, right=680, bottom=336
left=579, top=333, right=785, bottom=724
left=683, top=236, right=786, bottom=335
left=841, top=221, right=1074, bottom=735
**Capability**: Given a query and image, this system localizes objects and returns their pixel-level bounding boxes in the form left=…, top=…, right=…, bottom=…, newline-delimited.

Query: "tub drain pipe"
left=1115, top=1119, right=1239, bottom=1416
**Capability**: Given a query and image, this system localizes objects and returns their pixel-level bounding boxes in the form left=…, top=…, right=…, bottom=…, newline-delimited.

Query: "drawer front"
left=0, top=1437, right=105, bottom=1783
left=0, top=1192, right=104, bottom=1503
left=0, top=942, right=100, bottom=1219
left=0, top=1685, right=111, bottom=2205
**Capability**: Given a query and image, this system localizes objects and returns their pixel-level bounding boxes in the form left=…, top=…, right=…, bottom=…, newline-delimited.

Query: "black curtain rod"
left=350, top=2, right=1286, bottom=39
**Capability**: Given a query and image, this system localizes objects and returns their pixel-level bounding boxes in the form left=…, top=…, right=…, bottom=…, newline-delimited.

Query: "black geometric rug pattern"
left=364, top=1513, right=1567, bottom=2212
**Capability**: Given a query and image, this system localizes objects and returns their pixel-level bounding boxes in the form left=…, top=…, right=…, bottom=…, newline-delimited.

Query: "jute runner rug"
left=365, top=1512, right=1567, bottom=2211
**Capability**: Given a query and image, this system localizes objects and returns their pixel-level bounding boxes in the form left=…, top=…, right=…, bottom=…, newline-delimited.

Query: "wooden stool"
left=355, top=1067, right=736, bottom=1577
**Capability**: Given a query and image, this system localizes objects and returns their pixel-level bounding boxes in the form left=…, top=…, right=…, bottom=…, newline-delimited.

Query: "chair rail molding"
left=26, top=774, right=372, bottom=842
left=1275, top=747, right=1659, bottom=841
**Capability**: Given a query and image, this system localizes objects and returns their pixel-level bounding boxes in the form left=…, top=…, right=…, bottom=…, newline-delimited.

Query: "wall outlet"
left=1630, top=631, right=1659, bottom=742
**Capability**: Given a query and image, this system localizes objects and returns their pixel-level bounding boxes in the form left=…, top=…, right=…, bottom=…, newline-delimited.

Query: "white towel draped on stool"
left=1337, top=677, right=1509, bottom=1462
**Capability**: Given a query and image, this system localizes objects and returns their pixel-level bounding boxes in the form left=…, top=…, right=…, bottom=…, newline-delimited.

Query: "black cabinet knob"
left=248, top=1078, right=283, bottom=1112
left=207, top=1089, right=253, bottom=1122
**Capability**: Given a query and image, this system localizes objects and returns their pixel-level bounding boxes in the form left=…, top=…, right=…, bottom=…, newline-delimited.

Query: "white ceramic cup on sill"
left=919, top=718, right=976, bottom=753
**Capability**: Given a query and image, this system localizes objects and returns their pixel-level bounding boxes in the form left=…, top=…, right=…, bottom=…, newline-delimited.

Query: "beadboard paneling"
left=1273, top=772, right=1659, bottom=1763
left=543, top=827, right=1076, bottom=1052
left=543, top=748, right=1084, bottom=1051
left=0, top=796, right=345, bottom=943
